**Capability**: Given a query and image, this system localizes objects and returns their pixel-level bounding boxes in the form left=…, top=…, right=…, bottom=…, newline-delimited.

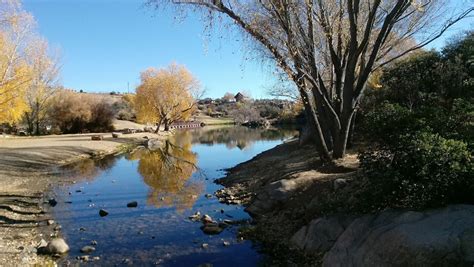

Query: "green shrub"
left=361, top=102, right=423, bottom=145
left=359, top=132, right=473, bottom=210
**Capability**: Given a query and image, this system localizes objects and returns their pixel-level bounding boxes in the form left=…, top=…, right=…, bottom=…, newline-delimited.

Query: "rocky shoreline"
left=218, top=140, right=474, bottom=266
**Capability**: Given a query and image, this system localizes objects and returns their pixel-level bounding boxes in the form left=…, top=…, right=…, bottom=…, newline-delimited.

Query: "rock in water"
left=201, top=214, right=214, bottom=224
left=127, top=201, right=138, bottom=208
left=80, top=246, right=96, bottom=254
left=46, top=238, right=69, bottom=254
left=48, top=198, right=57, bottom=207
left=189, top=211, right=201, bottom=221
left=79, top=255, right=90, bottom=262
left=200, top=224, right=223, bottom=235
left=99, top=209, right=109, bottom=217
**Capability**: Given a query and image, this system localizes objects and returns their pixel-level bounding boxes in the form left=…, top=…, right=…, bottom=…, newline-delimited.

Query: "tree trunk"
left=154, top=122, right=161, bottom=133
left=347, top=111, right=357, bottom=149
left=25, top=114, right=33, bottom=135
left=164, top=120, right=170, bottom=131
left=300, top=92, right=332, bottom=162
left=35, top=120, right=40, bottom=135
left=332, top=111, right=355, bottom=159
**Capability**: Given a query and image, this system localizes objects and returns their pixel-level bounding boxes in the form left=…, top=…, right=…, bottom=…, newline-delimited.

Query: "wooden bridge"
left=169, top=121, right=203, bottom=130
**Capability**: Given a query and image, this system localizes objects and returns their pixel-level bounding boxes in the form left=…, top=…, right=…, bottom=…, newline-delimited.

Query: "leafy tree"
left=0, top=0, right=34, bottom=124
left=356, top=32, right=474, bottom=211
left=150, top=0, right=473, bottom=161
left=135, top=63, right=201, bottom=132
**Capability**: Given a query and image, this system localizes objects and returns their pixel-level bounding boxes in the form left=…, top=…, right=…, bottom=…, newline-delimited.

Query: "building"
left=234, top=92, right=246, bottom=102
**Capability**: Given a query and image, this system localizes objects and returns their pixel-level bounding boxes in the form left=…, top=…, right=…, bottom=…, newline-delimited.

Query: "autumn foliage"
left=48, top=90, right=115, bottom=134
left=0, top=0, right=60, bottom=132
left=134, top=63, right=200, bottom=131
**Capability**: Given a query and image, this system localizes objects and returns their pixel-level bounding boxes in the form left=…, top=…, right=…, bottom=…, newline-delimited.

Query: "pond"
left=51, top=126, right=298, bottom=266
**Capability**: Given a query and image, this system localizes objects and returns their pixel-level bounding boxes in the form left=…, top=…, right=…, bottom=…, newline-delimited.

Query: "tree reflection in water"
left=130, top=133, right=203, bottom=213
left=60, top=155, right=118, bottom=181
left=190, top=126, right=299, bottom=150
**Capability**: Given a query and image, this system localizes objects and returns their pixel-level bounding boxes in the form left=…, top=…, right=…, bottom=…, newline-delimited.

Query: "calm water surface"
left=52, top=126, right=297, bottom=266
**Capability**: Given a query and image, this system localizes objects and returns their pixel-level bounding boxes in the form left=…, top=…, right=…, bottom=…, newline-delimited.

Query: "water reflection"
left=60, top=155, right=118, bottom=181
left=59, top=126, right=297, bottom=213
left=130, top=134, right=203, bottom=212
left=187, top=126, right=298, bottom=150
left=53, top=126, right=299, bottom=266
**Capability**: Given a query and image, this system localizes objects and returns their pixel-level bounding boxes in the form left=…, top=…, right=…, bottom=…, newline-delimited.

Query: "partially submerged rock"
left=200, top=224, right=224, bottom=235
left=38, top=238, right=69, bottom=255
left=99, top=209, right=109, bottom=217
left=201, top=214, right=215, bottom=224
left=189, top=211, right=201, bottom=221
left=126, top=201, right=138, bottom=208
left=80, top=245, right=95, bottom=254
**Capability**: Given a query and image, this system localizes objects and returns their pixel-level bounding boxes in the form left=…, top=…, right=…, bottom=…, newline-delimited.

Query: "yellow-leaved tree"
left=135, top=63, right=201, bottom=132
left=0, top=0, right=34, bottom=124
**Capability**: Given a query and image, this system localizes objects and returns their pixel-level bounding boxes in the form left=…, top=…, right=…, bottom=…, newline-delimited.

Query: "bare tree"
left=149, top=0, right=473, bottom=161
left=23, top=38, right=60, bottom=135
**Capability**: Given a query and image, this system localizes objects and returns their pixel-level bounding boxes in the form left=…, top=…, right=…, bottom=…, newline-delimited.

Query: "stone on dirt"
left=44, top=238, right=69, bottom=254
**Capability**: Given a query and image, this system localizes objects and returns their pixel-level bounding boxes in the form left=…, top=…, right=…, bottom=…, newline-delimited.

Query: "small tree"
left=135, top=63, right=201, bottom=132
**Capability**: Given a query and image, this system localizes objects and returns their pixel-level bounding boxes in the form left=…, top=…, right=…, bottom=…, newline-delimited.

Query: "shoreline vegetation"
left=0, top=128, right=171, bottom=266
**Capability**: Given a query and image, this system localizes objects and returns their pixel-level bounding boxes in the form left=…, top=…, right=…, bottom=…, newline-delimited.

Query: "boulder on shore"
left=291, top=205, right=474, bottom=266
left=41, top=238, right=69, bottom=254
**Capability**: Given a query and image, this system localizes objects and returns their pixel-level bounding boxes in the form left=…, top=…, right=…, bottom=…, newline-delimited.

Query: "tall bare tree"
left=149, top=0, right=473, bottom=161
left=23, top=38, right=60, bottom=135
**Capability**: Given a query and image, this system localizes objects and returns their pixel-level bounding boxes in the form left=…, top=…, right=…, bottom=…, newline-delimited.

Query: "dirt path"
left=0, top=132, right=170, bottom=265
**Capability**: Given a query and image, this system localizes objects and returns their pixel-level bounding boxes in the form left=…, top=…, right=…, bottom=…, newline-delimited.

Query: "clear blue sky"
left=23, top=0, right=473, bottom=99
